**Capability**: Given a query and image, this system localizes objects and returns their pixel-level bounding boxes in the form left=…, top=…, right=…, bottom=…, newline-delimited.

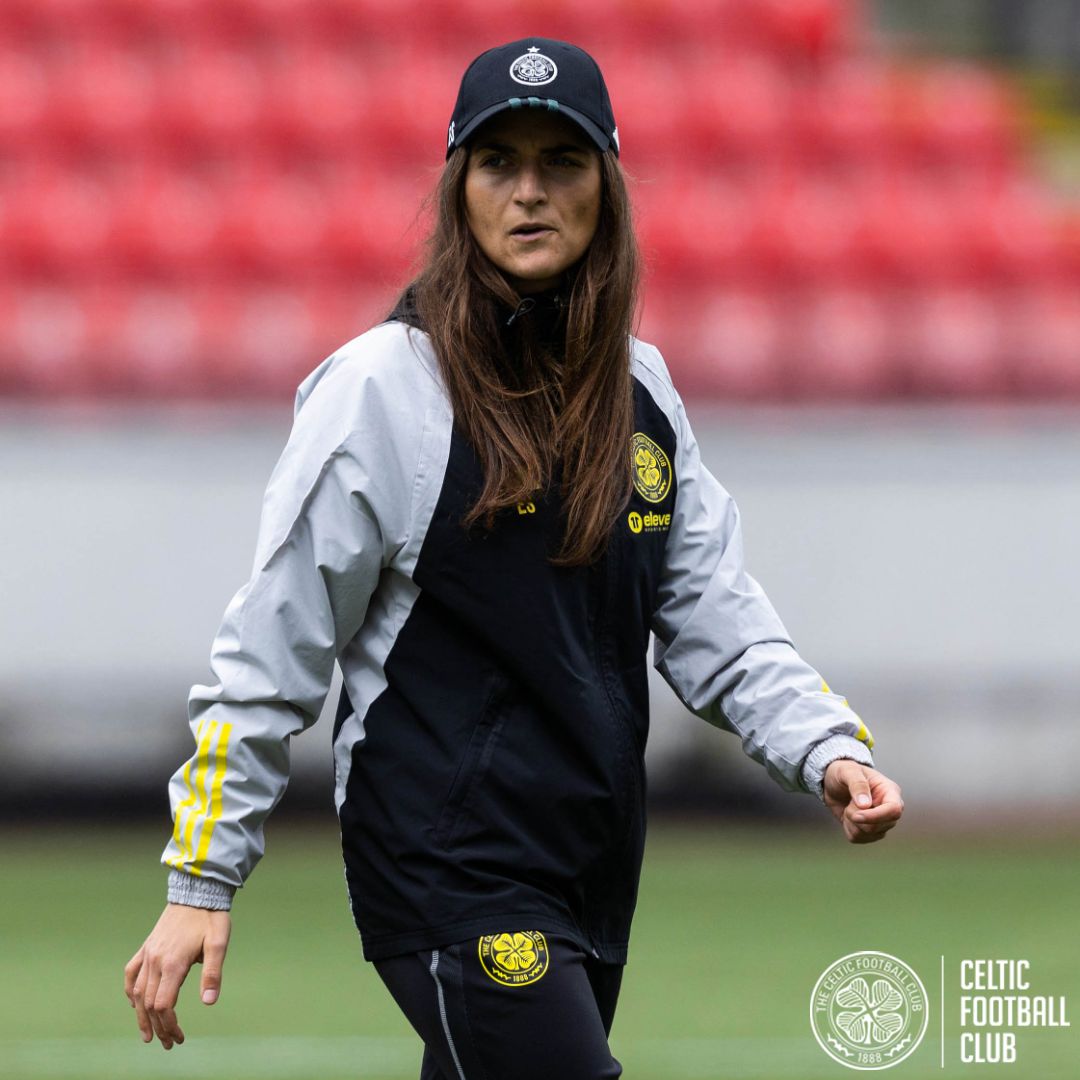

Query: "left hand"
left=822, top=760, right=904, bottom=844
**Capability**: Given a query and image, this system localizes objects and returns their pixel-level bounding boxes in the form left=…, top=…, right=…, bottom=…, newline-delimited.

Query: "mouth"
left=509, top=224, right=556, bottom=241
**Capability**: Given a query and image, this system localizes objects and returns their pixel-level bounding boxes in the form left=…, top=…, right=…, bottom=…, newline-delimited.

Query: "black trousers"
left=374, top=931, right=624, bottom=1080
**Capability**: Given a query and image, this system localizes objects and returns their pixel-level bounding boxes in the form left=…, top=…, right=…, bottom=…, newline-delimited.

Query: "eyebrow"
left=474, top=141, right=590, bottom=155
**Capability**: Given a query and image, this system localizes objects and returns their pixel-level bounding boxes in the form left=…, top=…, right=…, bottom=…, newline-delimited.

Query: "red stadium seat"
left=600, top=50, right=676, bottom=157
left=755, top=168, right=867, bottom=280
left=11, top=162, right=121, bottom=272
left=222, top=166, right=333, bottom=271
left=785, top=286, right=897, bottom=396
left=682, top=52, right=793, bottom=158
left=106, top=283, right=207, bottom=393
left=363, top=43, right=464, bottom=156
left=635, top=166, right=773, bottom=280
left=1, top=0, right=102, bottom=32
left=958, top=183, right=1059, bottom=281
left=323, top=167, right=429, bottom=274
left=156, top=38, right=268, bottom=149
left=210, top=283, right=328, bottom=394
left=0, top=279, right=18, bottom=391
left=318, top=0, right=431, bottom=39
left=898, top=287, right=1006, bottom=395
left=858, top=173, right=968, bottom=282
left=752, top=0, right=862, bottom=59
left=793, top=60, right=892, bottom=162
left=114, top=163, right=227, bottom=272
left=641, top=286, right=785, bottom=398
left=630, top=0, right=732, bottom=43
left=51, top=35, right=158, bottom=150
left=417, top=0, right=539, bottom=45
left=88, top=280, right=344, bottom=396
left=894, top=64, right=1018, bottom=164
left=0, top=43, right=50, bottom=148
left=220, top=0, right=327, bottom=36
left=1002, top=284, right=1080, bottom=395
left=265, top=44, right=367, bottom=151
left=4, top=281, right=99, bottom=393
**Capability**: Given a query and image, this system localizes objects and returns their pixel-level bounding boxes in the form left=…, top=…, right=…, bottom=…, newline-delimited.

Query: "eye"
left=479, top=153, right=508, bottom=168
left=550, top=155, right=584, bottom=168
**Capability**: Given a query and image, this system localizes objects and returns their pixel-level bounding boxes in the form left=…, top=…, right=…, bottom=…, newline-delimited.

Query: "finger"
left=200, top=929, right=229, bottom=1005
left=154, top=1004, right=185, bottom=1047
left=851, top=797, right=905, bottom=825
left=845, top=815, right=892, bottom=841
left=148, top=1006, right=172, bottom=1050
left=153, top=964, right=188, bottom=1045
left=852, top=804, right=902, bottom=824
left=848, top=803, right=900, bottom=829
left=132, top=972, right=153, bottom=1043
left=847, top=816, right=899, bottom=842
left=124, top=949, right=144, bottom=1007
left=848, top=828, right=888, bottom=844
left=142, top=963, right=174, bottom=1050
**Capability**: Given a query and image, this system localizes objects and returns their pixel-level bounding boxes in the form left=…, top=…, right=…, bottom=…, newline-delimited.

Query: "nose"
left=512, top=162, right=547, bottom=207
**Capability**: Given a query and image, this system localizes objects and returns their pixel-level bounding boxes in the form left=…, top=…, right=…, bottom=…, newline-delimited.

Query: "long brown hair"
left=402, top=147, right=640, bottom=566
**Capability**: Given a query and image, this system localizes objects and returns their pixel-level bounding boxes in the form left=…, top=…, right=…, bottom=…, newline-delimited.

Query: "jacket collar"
left=389, top=285, right=567, bottom=353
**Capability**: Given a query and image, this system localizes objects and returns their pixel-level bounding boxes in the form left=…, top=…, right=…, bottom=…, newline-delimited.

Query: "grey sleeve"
left=161, top=327, right=428, bottom=905
left=646, top=352, right=875, bottom=798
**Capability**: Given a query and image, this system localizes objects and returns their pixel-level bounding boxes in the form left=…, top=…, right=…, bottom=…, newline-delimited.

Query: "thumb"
left=847, top=770, right=873, bottom=809
left=200, top=938, right=227, bottom=1005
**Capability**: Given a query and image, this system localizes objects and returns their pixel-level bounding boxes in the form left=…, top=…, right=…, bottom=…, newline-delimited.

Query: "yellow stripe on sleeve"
left=177, top=721, right=217, bottom=869
left=189, top=723, right=233, bottom=877
left=855, top=719, right=875, bottom=750
left=823, top=677, right=875, bottom=751
left=165, top=719, right=209, bottom=870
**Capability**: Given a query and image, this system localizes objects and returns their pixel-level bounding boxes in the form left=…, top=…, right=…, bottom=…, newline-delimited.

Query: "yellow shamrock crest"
left=478, top=930, right=550, bottom=987
left=631, top=432, right=671, bottom=504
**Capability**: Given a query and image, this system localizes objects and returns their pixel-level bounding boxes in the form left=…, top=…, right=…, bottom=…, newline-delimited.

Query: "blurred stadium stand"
left=2, top=0, right=1080, bottom=399
left=3, top=3, right=1080, bottom=823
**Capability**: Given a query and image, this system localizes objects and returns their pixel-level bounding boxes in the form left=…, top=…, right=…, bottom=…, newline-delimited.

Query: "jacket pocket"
left=433, top=675, right=509, bottom=850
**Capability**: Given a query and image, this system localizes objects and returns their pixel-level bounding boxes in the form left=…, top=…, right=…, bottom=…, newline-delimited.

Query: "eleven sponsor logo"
left=627, top=509, right=671, bottom=534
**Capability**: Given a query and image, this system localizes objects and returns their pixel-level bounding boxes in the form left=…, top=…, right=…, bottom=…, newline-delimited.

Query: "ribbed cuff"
left=800, top=734, right=875, bottom=801
left=167, top=869, right=236, bottom=911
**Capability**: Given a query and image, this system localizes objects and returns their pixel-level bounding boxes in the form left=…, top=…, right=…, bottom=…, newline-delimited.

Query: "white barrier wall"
left=2, top=403, right=1077, bottom=813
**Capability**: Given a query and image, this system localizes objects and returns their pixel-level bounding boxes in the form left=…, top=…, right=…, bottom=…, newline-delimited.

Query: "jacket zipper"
left=588, top=551, right=644, bottom=840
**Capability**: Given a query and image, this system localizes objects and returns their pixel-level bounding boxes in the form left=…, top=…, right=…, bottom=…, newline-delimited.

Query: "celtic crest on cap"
left=509, top=47, right=558, bottom=86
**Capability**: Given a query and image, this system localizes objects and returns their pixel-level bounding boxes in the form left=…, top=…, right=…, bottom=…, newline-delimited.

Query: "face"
left=464, top=110, right=603, bottom=294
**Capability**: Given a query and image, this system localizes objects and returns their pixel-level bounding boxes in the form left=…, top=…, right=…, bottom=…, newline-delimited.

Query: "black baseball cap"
left=446, top=38, right=619, bottom=160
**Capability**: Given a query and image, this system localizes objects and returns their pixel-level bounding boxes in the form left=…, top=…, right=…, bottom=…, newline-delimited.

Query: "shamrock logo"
left=630, top=432, right=671, bottom=503
left=811, top=951, right=928, bottom=1070
left=835, top=977, right=905, bottom=1045
left=478, top=930, right=550, bottom=986
left=635, top=447, right=661, bottom=490
left=492, top=932, right=538, bottom=973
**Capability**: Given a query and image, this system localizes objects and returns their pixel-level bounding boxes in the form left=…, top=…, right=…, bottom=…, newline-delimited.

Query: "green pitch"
left=1, top=819, right=1076, bottom=1079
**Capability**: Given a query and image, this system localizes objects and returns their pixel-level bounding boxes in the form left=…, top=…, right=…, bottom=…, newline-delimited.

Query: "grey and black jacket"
left=163, top=294, right=874, bottom=963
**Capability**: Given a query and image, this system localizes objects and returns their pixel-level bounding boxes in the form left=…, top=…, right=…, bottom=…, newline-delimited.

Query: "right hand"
left=123, top=903, right=232, bottom=1050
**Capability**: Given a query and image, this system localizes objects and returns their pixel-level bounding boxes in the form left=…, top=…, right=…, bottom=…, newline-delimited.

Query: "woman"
left=124, top=38, right=903, bottom=1079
